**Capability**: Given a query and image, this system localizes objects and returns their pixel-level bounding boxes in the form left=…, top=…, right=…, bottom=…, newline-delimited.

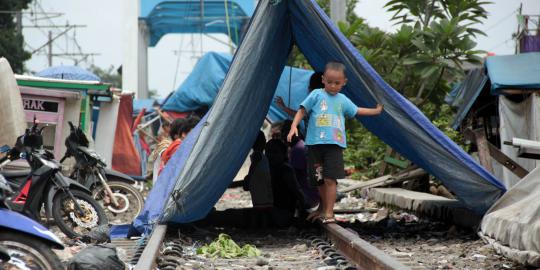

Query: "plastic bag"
left=68, top=244, right=125, bottom=270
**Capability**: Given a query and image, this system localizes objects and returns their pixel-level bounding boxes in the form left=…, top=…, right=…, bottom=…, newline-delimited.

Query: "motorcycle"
left=61, top=121, right=144, bottom=225
left=0, top=173, right=64, bottom=269
left=0, top=119, right=108, bottom=238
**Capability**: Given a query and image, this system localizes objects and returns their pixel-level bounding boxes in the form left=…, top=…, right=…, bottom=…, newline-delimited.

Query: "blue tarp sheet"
left=133, top=0, right=505, bottom=234
left=162, top=52, right=313, bottom=122
left=444, top=69, right=488, bottom=129
left=133, top=99, right=157, bottom=115
left=486, top=52, right=540, bottom=94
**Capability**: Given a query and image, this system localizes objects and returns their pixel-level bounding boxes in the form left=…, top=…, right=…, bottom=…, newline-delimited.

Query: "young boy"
left=287, top=61, right=383, bottom=223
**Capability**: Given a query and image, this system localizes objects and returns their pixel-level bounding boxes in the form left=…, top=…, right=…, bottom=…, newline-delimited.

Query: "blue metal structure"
left=140, top=0, right=255, bottom=46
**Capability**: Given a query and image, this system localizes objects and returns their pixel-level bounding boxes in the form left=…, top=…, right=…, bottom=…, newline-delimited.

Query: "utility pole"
left=330, top=0, right=346, bottom=25
left=48, top=31, right=53, bottom=67
left=515, top=3, right=523, bottom=54
left=16, top=11, right=22, bottom=35
left=20, top=3, right=96, bottom=66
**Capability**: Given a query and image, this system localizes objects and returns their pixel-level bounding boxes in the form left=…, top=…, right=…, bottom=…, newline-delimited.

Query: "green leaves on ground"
left=196, top=233, right=262, bottom=258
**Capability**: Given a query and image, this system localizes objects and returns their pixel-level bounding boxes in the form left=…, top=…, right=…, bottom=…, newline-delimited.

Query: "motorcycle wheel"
left=52, top=190, right=108, bottom=239
left=93, top=181, right=144, bottom=225
left=0, top=231, right=63, bottom=270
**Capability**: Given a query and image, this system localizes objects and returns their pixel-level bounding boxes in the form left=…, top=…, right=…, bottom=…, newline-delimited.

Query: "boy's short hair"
left=325, top=61, right=346, bottom=75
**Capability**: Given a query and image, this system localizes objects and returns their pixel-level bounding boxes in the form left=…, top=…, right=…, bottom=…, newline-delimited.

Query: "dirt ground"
left=213, top=186, right=529, bottom=270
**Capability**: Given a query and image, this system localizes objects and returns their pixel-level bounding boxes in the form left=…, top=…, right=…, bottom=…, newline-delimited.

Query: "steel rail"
left=134, top=225, right=167, bottom=270
left=323, top=223, right=412, bottom=270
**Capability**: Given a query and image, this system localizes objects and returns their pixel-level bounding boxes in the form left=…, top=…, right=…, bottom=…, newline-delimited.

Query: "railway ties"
left=132, top=222, right=424, bottom=270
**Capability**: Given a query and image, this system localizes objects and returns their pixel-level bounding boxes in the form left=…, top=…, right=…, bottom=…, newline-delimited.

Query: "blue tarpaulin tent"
left=486, top=52, right=540, bottom=94
left=133, top=99, right=158, bottom=115
left=133, top=0, right=505, bottom=234
left=447, top=52, right=540, bottom=129
left=162, top=52, right=314, bottom=122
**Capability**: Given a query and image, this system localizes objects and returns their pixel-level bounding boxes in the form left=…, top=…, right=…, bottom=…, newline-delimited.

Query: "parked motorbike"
left=0, top=173, right=64, bottom=269
left=0, top=119, right=108, bottom=238
left=61, top=121, right=144, bottom=225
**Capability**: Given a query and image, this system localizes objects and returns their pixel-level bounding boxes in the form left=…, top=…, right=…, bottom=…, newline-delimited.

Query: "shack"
left=15, top=75, right=112, bottom=159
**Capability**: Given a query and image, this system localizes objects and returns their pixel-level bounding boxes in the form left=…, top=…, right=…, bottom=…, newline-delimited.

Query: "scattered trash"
left=390, top=211, right=419, bottom=223
left=292, top=244, right=308, bottom=252
left=196, top=233, right=261, bottom=258
left=81, top=224, right=111, bottom=244
left=255, top=256, right=269, bottom=266
left=371, top=208, right=389, bottom=222
left=472, top=254, right=487, bottom=261
left=67, top=244, right=125, bottom=270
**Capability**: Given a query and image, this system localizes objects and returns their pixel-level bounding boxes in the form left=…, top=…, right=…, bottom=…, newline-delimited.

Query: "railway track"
left=128, top=221, right=423, bottom=270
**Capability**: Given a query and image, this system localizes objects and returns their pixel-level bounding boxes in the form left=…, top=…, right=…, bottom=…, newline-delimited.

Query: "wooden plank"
left=378, top=147, right=393, bottom=176
left=339, top=168, right=427, bottom=193
left=383, top=156, right=409, bottom=169
left=487, top=143, right=529, bottom=178
left=465, top=128, right=528, bottom=178
left=339, top=175, right=393, bottom=193
left=472, top=128, right=494, bottom=173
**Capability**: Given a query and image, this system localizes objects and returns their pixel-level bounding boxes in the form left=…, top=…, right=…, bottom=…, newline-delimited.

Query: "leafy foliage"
left=89, top=65, right=122, bottom=88
left=289, top=0, right=489, bottom=178
left=0, top=0, right=32, bottom=73
left=196, top=234, right=262, bottom=258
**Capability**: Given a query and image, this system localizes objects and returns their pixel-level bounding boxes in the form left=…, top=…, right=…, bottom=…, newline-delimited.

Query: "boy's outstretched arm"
left=357, top=104, right=383, bottom=116
left=287, top=108, right=306, bottom=142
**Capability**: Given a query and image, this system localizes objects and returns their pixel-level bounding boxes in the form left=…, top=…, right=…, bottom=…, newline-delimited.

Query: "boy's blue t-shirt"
left=300, top=89, right=358, bottom=148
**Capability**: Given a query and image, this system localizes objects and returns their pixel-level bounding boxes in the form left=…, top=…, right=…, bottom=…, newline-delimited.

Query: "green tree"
left=0, top=0, right=32, bottom=73
left=289, top=0, right=490, bottom=178
left=383, top=0, right=488, bottom=105
left=89, top=65, right=122, bottom=88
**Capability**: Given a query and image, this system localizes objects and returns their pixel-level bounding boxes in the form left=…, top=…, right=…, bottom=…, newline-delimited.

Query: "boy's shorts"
left=307, top=144, right=345, bottom=186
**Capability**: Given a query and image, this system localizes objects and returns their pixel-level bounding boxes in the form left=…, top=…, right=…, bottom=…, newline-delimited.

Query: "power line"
left=23, top=1, right=98, bottom=67
left=488, top=37, right=513, bottom=52
left=482, top=8, right=519, bottom=33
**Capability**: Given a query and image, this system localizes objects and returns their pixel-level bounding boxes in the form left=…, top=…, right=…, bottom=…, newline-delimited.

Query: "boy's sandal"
left=319, top=216, right=336, bottom=224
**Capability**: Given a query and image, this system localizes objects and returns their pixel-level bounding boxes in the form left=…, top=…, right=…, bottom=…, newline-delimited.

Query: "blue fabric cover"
left=133, top=99, right=156, bottom=115
left=444, top=69, right=488, bottom=129
left=162, top=52, right=313, bottom=122
left=486, top=52, right=540, bottom=94
left=133, top=0, right=505, bottom=234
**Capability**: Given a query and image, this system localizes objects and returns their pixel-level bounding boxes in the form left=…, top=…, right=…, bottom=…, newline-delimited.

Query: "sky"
left=21, top=0, right=540, bottom=98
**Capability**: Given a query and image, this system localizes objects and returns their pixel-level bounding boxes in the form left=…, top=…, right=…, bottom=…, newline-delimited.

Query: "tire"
left=52, top=190, right=108, bottom=239
left=93, top=181, right=145, bottom=225
left=0, top=231, right=63, bottom=270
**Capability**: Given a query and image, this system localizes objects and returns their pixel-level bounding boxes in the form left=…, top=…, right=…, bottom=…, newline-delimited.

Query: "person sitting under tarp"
left=280, top=120, right=320, bottom=211
left=243, top=131, right=274, bottom=228
left=243, top=131, right=274, bottom=209
left=265, top=138, right=304, bottom=227
left=159, top=116, right=200, bottom=175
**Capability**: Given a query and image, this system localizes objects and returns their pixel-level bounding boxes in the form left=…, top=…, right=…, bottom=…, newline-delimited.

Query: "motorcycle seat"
left=0, top=170, right=31, bottom=178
